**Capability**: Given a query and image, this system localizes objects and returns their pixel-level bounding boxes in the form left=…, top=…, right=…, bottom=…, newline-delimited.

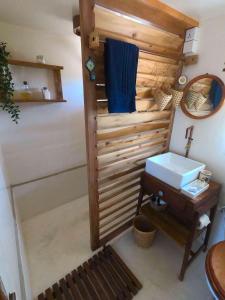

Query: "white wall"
left=0, top=21, right=87, bottom=217
left=0, top=20, right=87, bottom=299
left=0, top=146, right=22, bottom=299
left=170, top=15, right=225, bottom=205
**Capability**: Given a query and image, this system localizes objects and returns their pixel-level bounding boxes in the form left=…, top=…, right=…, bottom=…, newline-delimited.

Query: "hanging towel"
left=104, top=38, right=139, bottom=113
left=209, top=79, right=222, bottom=109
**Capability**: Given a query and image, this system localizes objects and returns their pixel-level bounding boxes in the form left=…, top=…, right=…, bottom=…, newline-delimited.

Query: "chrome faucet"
left=185, top=126, right=194, bottom=158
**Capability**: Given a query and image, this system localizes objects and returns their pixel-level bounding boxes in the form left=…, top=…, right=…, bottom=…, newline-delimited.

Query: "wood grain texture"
left=139, top=171, right=221, bottom=280
left=82, top=0, right=187, bottom=250
left=95, top=0, right=199, bottom=36
left=79, top=0, right=100, bottom=250
left=95, top=6, right=183, bottom=51
left=8, top=59, right=63, bottom=70
left=38, top=246, right=142, bottom=300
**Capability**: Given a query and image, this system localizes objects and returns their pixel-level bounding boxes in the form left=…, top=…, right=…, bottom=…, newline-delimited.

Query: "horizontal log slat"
left=96, top=28, right=181, bottom=61
left=98, top=139, right=166, bottom=163
left=98, top=184, right=139, bottom=205
left=100, top=193, right=139, bottom=213
left=99, top=197, right=150, bottom=237
left=97, top=130, right=168, bottom=154
left=98, top=164, right=145, bottom=184
left=97, top=111, right=171, bottom=129
left=95, top=5, right=183, bottom=50
left=98, top=145, right=165, bottom=171
left=95, top=0, right=199, bottom=36
left=100, top=204, right=138, bottom=229
left=100, top=197, right=140, bottom=221
left=99, top=181, right=140, bottom=204
left=99, top=177, right=140, bottom=195
left=100, top=215, right=135, bottom=237
left=97, top=98, right=160, bottom=114
left=97, top=121, right=170, bottom=140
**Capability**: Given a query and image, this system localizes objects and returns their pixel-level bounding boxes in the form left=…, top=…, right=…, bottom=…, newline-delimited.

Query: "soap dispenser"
left=20, top=81, right=32, bottom=101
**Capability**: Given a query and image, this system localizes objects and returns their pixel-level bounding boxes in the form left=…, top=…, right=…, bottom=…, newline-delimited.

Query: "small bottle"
left=36, top=55, right=45, bottom=64
left=20, top=81, right=32, bottom=100
left=42, top=87, right=51, bottom=100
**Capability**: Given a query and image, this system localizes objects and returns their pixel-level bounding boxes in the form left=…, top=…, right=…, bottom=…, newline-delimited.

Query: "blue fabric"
left=104, top=38, right=139, bottom=113
left=209, top=79, right=222, bottom=109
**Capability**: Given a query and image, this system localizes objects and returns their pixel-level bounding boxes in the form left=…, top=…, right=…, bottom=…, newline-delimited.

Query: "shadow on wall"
left=13, top=165, right=88, bottom=221
left=0, top=145, right=23, bottom=299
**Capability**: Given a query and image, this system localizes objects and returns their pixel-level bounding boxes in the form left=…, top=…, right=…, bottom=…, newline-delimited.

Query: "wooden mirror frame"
left=181, top=74, right=225, bottom=120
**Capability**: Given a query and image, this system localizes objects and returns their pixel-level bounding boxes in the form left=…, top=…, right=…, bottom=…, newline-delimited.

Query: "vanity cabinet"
left=137, top=172, right=221, bottom=281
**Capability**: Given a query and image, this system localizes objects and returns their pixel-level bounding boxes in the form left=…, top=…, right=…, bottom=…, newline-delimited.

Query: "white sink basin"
left=145, top=152, right=205, bottom=189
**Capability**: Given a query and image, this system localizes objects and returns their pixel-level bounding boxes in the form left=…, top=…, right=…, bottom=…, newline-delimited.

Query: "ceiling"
left=161, top=0, right=225, bottom=21
left=0, top=0, right=224, bottom=34
left=0, top=0, right=79, bottom=35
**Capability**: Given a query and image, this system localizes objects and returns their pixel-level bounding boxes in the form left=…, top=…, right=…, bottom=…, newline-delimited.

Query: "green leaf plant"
left=0, top=42, right=20, bottom=123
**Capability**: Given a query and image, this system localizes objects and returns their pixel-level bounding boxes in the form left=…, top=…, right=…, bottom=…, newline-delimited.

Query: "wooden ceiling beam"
left=95, top=0, right=199, bottom=37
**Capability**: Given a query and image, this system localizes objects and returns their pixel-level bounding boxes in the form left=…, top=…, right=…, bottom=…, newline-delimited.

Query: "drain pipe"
left=185, top=126, right=194, bottom=158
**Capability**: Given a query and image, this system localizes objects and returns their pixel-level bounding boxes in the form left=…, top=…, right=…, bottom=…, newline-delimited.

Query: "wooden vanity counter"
left=137, top=171, right=221, bottom=281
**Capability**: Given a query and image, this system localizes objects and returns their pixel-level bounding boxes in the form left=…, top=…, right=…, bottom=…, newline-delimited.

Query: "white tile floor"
left=22, top=195, right=211, bottom=300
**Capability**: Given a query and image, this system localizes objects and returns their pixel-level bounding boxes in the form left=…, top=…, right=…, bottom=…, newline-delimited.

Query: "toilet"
left=205, top=241, right=225, bottom=300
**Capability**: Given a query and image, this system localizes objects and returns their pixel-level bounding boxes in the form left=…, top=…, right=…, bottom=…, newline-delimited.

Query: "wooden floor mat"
left=38, top=245, right=142, bottom=300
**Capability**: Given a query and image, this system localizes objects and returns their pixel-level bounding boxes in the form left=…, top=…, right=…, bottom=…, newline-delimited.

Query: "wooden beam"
left=140, top=0, right=199, bottom=28
left=95, top=0, right=199, bottom=37
left=79, top=0, right=100, bottom=250
left=183, top=55, right=199, bottom=66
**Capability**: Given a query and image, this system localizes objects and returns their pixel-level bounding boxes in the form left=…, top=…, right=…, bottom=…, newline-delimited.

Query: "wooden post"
left=53, top=70, right=63, bottom=101
left=79, top=0, right=100, bottom=250
left=179, top=212, right=199, bottom=281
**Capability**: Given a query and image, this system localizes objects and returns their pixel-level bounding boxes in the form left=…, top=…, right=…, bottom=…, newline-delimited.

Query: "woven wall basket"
left=195, top=94, right=207, bottom=111
left=186, top=90, right=201, bottom=109
left=154, top=89, right=172, bottom=111
left=169, top=88, right=184, bottom=107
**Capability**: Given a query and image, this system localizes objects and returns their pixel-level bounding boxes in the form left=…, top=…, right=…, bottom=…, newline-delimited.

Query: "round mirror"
left=181, top=74, right=225, bottom=119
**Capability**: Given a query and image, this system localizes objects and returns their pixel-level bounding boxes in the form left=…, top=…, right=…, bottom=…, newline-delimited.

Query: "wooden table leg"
left=136, top=187, right=144, bottom=215
left=179, top=212, right=199, bottom=281
left=203, top=203, right=218, bottom=252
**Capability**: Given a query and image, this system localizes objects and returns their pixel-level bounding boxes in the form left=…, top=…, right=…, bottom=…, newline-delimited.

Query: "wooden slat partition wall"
left=79, top=0, right=199, bottom=250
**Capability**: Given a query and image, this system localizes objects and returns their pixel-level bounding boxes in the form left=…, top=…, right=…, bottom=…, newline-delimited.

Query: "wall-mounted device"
left=183, top=27, right=199, bottom=55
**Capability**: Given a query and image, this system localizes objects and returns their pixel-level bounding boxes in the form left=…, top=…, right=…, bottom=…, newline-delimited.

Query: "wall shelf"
left=13, top=99, right=67, bottom=103
left=8, top=59, right=63, bottom=70
left=8, top=59, right=66, bottom=103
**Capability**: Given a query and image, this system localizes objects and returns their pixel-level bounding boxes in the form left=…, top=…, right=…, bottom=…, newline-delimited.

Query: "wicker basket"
left=169, top=88, right=184, bottom=107
left=186, top=90, right=200, bottom=109
left=195, top=94, right=207, bottom=111
left=154, top=89, right=172, bottom=111
left=133, top=215, right=157, bottom=248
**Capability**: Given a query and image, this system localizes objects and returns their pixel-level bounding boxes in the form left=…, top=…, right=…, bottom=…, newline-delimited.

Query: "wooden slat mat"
left=38, top=245, right=142, bottom=300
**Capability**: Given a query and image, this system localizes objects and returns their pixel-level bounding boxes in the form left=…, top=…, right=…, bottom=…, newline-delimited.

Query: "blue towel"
left=209, top=79, right=222, bottom=109
left=104, top=38, right=139, bottom=113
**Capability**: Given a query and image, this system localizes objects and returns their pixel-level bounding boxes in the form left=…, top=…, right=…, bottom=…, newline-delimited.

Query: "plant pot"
left=133, top=215, right=157, bottom=248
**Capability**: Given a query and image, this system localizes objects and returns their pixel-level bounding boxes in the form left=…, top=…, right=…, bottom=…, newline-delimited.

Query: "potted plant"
left=0, top=42, right=20, bottom=123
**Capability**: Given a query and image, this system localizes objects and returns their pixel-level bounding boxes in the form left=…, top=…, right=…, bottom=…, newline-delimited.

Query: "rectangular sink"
left=145, top=152, right=205, bottom=189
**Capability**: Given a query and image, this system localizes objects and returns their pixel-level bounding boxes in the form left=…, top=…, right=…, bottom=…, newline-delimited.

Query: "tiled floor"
left=22, top=195, right=211, bottom=300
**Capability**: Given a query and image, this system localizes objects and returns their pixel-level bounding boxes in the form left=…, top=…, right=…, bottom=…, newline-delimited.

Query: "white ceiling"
left=0, top=0, right=224, bottom=34
left=0, top=0, right=79, bottom=35
left=161, top=0, right=225, bottom=21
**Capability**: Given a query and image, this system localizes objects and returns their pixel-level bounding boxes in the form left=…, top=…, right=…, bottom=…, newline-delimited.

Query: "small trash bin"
left=133, top=215, right=157, bottom=248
